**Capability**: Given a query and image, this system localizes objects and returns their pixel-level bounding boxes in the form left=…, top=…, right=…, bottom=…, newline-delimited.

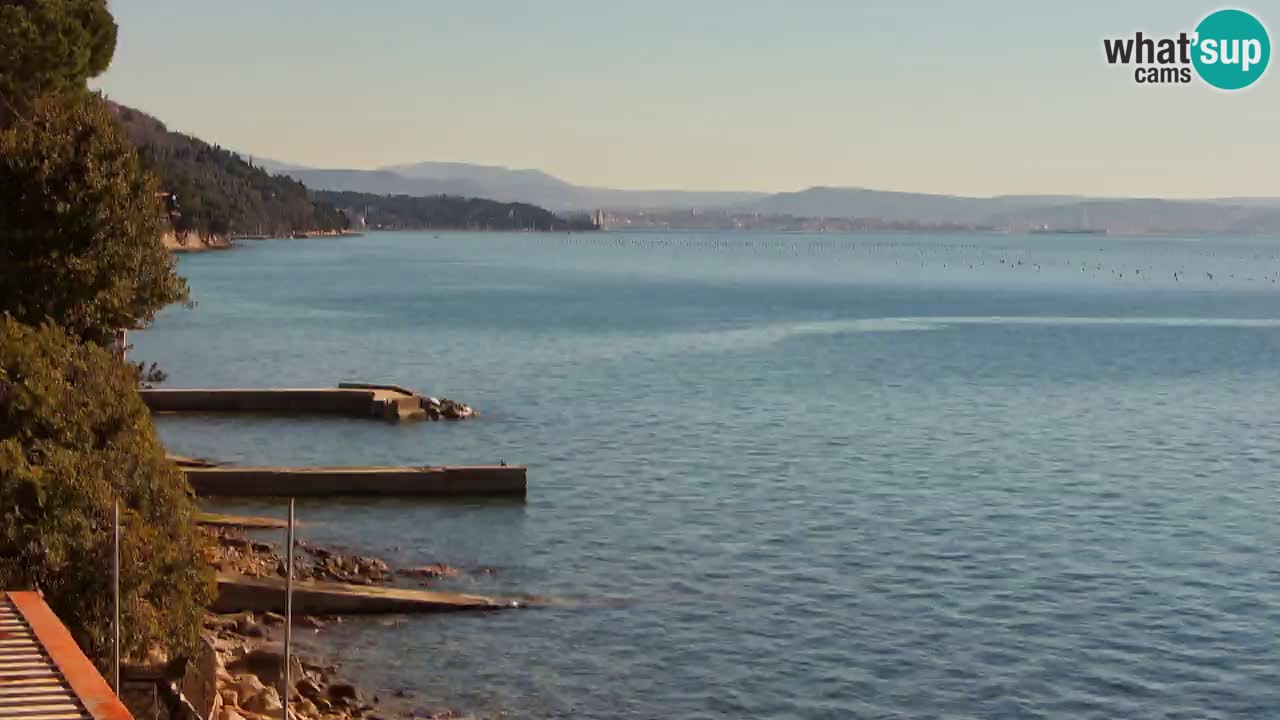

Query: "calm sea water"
left=138, top=231, right=1280, bottom=720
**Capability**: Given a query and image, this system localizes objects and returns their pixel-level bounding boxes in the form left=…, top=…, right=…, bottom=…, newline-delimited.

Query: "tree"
left=0, top=317, right=214, bottom=668
left=0, top=92, right=188, bottom=345
left=112, top=102, right=351, bottom=237
left=0, top=0, right=210, bottom=671
left=0, top=0, right=116, bottom=114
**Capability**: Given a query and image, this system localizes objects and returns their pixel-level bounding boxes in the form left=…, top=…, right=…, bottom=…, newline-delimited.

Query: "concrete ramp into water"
left=195, top=512, right=292, bottom=530
left=139, top=384, right=464, bottom=422
left=213, top=574, right=517, bottom=614
left=183, top=465, right=527, bottom=498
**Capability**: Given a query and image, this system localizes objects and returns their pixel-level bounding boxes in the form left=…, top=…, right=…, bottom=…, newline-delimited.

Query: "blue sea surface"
left=137, top=231, right=1280, bottom=719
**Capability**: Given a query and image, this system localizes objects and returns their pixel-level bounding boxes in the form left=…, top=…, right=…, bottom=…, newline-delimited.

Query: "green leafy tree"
left=0, top=92, right=188, bottom=345
left=0, top=0, right=211, bottom=673
left=0, top=317, right=214, bottom=668
left=0, top=0, right=117, bottom=114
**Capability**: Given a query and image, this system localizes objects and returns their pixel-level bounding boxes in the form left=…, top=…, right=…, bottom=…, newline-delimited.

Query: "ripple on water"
left=141, top=232, right=1280, bottom=719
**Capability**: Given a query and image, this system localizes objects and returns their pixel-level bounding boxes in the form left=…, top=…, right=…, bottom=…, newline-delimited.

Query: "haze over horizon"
left=94, top=1, right=1278, bottom=199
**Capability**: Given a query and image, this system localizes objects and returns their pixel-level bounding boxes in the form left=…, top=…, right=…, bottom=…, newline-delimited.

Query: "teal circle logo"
left=1192, top=9, right=1270, bottom=90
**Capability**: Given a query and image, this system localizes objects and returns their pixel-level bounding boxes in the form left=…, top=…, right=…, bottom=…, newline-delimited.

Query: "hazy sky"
left=94, top=1, right=1278, bottom=197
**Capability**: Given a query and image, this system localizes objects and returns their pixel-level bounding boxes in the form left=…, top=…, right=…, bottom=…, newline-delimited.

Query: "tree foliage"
left=111, top=103, right=349, bottom=236
left=0, top=0, right=117, bottom=110
left=0, top=317, right=214, bottom=668
left=0, top=92, right=188, bottom=345
left=0, top=0, right=212, bottom=672
left=315, top=190, right=598, bottom=231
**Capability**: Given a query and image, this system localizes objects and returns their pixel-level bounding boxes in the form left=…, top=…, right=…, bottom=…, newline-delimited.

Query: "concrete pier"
left=212, top=574, right=516, bottom=614
left=195, top=512, right=291, bottom=530
left=183, top=465, right=527, bottom=498
left=139, top=384, right=473, bottom=422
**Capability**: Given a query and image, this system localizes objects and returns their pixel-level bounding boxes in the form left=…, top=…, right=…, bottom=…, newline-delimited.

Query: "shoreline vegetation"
left=0, top=5, right=508, bottom=717
left=162, top=229, right=365, bottom=254
left=111, top=102, right=600, bottom=246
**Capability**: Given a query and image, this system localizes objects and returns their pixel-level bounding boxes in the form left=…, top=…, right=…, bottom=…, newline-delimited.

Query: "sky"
left=93, top=1, right=1279, bottom=198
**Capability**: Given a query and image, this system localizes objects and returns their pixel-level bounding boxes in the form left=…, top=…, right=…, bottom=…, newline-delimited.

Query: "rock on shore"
left=192, top=530, right=480, bottom=719
left=163, top=230, right=233, bottom=253
left=422, top=396, right=476, bottom=421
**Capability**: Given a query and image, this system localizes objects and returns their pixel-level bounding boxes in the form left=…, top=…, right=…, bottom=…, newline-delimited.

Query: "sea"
left=136, top=230, right=1280, bottom=720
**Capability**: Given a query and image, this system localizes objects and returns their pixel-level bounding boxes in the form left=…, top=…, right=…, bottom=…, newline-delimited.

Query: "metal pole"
left=112, top=500, right=121, bottom=693
left=282, top=498, right=295, bottom=719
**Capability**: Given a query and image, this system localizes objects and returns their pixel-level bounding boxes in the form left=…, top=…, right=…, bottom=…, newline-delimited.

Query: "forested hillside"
left=315, top=190, right=598, bottom=231
left=109, top=102, right=347, bottom=236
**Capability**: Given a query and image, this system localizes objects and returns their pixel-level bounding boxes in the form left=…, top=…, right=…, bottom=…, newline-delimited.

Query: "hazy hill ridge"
left=258, top=158, right=1280, bottom=235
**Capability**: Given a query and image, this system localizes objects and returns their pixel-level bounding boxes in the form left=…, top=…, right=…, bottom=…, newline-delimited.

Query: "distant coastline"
left=162, top=230, right=232, bottom=253
left=164, top=229, right=365, bottom=253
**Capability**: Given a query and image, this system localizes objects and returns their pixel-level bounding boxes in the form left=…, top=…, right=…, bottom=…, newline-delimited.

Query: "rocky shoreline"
left=163, top=229, right=365, bottom=254
left=163, top=230, right=234, bottom=253
left=195, top=528, right=475, bottom=720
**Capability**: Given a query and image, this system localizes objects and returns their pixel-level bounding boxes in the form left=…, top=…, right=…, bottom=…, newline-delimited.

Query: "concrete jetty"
left=195, top=512, right=291, bottom=530
left=139, top=383, right=474, bottom=422
left=168, top=453, right=220, bottom=468
left=212, top=574, right=516, bottom=614
left=183, top=465, right=527, bottom=498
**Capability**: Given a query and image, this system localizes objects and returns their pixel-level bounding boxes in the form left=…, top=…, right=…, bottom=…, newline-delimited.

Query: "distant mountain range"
left=257, top=158, right=1280, bottom=236
left=740, top=188, right=1280, bottom=235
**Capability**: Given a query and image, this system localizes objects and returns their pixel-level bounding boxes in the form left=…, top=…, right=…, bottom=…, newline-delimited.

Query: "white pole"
left=112, top=500, right=120, bottom=693
left=282, top=499, right=295, bottom=719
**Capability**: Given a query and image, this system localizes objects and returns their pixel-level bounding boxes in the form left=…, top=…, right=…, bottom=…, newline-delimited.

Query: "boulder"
left=204, top=615, right=240, bottom=632
left=232, top=673, right=267, bottom=706
left=213, top=635, right=245, bottom=655
left=290, top=655, right=306, bottom=687
left=220, top=689, right=240, bottom=708
left=399, top=563, right=459, bottom=578
left=327, top=683, right=360, bottom=703
left=235, top=613, right=267, bottom=638
left=181, top=635, right=221, bottom=720
left=242, top=686, right=283, bottom=715
left=296, top=678, right=323, bottom=701
left=227, top=647, right=291, bottom=686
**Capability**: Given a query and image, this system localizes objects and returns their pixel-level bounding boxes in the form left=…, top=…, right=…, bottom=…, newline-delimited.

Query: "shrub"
left=0, top=317, right=213, bottom=668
